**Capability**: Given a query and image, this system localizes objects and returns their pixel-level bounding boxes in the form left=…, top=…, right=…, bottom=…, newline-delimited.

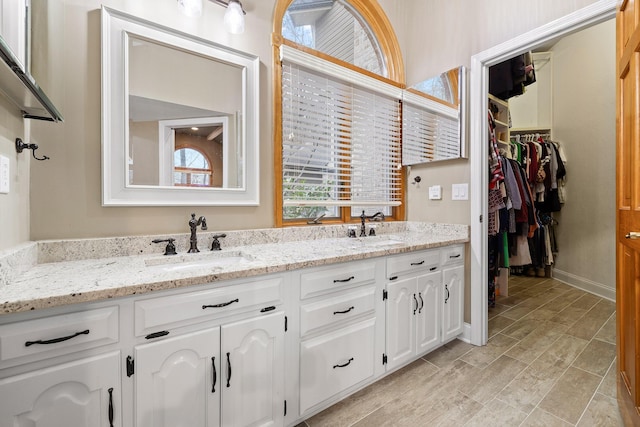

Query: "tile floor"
left=296, top=276, right=622, bottom=426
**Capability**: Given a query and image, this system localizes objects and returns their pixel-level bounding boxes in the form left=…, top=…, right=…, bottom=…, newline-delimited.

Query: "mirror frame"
left=101, top=7, right=259, bottom=206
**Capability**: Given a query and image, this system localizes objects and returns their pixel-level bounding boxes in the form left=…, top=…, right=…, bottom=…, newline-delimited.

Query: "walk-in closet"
left=486, top=18, right=616, bottom=312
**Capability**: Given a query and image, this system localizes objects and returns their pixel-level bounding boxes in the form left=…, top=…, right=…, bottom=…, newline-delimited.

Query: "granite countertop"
left=0, top=222, right=468, bottom=315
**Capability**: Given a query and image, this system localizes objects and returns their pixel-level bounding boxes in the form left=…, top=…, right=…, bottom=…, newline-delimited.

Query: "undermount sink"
left=351, top=236, right=406, bottom=248
left=144, top=251, right=252, bottom=272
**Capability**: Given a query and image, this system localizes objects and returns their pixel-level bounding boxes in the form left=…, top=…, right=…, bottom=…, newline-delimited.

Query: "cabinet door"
left=221, top=311, right=284, bottom=427
left=385, top=277, right=416, bottom=370
left=442, top=265, right=464, bottom=342
left=135, top=328, right=220, bottom=427
left=415, top=271, right=441, bottom=354
left=0, top=352, right=121, bottom=427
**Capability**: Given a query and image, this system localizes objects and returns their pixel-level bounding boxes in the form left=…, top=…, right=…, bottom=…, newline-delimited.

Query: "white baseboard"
left=552, top=269, right=616, bottom=302
left=458, top=322, right=472, bottom=344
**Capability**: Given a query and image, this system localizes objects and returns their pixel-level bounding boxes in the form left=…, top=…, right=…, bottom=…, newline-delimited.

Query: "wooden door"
left=135, top=328, right=220, bottom=427
left=617, top=1, right=640, bottom=424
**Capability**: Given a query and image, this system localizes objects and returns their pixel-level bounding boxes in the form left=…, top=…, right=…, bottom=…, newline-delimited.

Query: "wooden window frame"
left=272, top=0, right=406, bottom=227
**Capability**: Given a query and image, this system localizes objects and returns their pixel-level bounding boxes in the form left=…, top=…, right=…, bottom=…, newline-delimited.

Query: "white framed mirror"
left=101, top=7, right=259, bottom=206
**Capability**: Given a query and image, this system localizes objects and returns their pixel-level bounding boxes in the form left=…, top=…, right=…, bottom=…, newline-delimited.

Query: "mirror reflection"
left=410, top=66, right=462, bottom=108
left=127, top=35, right=243, bottom=189
left=402, top=66, right=466, bottom=165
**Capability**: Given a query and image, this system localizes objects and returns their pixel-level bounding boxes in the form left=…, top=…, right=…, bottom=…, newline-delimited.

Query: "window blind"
left=281, top=48, right=402, bottom=211
left=402, top=91, right=461, bottom=165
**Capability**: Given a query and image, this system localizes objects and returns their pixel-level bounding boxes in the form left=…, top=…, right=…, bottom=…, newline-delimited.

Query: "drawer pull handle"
left=333, top=276, right=355, bottom=283
left=413, top=294, right=418, bottom=315
left=418, top=292, right=424, bottom=313
left=226, top=352, right=232, bottom=388
left=25, top=329, right=90, bottom=347
left=203, top=299, right=239, bottom=309
left=389, top=275, right=398, bottom=281
left=211, top=357, right=217, bottom=393
left=445, top=284, right=450, bottom=304
left=410, top=260, right=425, bottom=266
left=145, top=330, right=169, bottom=340
left=449, top=254, right=461, bottom=258
left=333, top=357, right=354, bottom=369
left=108, top=387, right=114, bottom=427
left=430, top=267, right=437, bottom=272
left=260, top=306, right=276, bottom=313
left=333, top=306, right=355, bottom=315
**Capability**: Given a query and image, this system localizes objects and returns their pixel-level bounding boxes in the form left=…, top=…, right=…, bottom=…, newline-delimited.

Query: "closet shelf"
left=488, top=93, right=508, bottom=107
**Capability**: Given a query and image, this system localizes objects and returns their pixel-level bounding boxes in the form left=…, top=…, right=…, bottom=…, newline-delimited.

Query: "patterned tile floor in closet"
left=296, top=275, right=622, bottom=427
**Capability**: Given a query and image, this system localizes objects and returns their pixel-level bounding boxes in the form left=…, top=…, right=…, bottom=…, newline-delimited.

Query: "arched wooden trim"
left=174, top=144, right=215, bottom=187
left=272, top=0, right=405, bottom=84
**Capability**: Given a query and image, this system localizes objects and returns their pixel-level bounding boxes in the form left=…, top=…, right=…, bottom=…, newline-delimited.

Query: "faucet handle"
left=152, top=238, right=177, bottom=256
left=211, top=233, right=227, bottom=251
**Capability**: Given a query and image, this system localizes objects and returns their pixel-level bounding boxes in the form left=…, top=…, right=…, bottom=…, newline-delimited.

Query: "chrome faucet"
left=360, top=210, right=385, bottom=237
left=188, top=213, right=208, bottom=253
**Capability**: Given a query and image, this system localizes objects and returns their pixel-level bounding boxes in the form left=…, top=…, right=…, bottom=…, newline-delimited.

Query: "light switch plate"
left=428, top=185, right=442, bottom=200
left=452, top=183, right=468, bottom=200
left=0, top=155, right=9, bottom=194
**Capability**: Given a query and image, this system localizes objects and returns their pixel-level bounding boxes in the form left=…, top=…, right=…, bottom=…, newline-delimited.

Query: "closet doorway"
left=469, top=1, right=616, bottom=347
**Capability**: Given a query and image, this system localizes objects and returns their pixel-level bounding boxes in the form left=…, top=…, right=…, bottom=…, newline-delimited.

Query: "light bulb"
left=224, top=0, right=245, bottom=34
left=178, top=0, right=203, bottom=17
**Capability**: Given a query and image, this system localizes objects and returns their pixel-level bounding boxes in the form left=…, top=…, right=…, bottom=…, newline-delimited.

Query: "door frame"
left=468, top=0, right=617, bottom=346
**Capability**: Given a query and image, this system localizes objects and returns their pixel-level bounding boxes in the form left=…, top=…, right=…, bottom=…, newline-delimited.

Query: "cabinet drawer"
left=440, top=245, right=464, bottom=266
left=300, top=286, right=376, bottom=336
left=300, top=261, right=376, bottom=300
left=386, top=249, right=440, bottom=278
left=299, top=318, right=376, bottom=414
left=0, top=306, right=119, bottom=368
left=135, top=276, right=283, bottom=336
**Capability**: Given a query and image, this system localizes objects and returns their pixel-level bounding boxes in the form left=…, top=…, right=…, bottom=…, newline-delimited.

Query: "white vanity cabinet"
left=132, top=276, right=286, bottom=427
left=0, top=352, right=121, bottom=427
left=0, top=306, right=122, bottom=426
left=296, top=259, right=384, bottom=417
left=441, top=245, right=465, bottom=342
left=384, top=246, right=465, bottom=371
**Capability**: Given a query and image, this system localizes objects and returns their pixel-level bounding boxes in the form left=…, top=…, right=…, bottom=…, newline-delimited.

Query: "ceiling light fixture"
left=178, top=0, right=246, bottom=35
left=177, top=0, right=203, bottom=17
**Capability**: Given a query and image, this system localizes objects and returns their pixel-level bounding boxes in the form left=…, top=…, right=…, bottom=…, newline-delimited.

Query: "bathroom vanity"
left=0, top=222, right=467, bottom=426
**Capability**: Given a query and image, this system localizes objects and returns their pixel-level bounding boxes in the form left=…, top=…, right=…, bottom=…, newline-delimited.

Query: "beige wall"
left=0, top=0, right=603, bottom=246
left=551, top=19, right=616, bottom=292
left=0, top=97, right=30, bottom=251
left=402, top=0, right=599, bottom=227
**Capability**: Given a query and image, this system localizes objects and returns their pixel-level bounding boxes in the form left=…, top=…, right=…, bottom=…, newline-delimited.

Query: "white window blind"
left=402, top=91, right=461, bottom=165
left=281, top=48, right=402, bottom=213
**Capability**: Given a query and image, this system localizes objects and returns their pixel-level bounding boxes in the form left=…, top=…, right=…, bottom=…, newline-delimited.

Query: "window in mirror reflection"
left=413, top=75, right=453, bottom=105
left=174, top=147, right=212, bottom=187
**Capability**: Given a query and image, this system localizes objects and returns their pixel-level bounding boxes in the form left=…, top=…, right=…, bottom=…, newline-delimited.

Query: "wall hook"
left=411, top=176, right=421, bottom=185
left=16, top=138, right=50, bottom=161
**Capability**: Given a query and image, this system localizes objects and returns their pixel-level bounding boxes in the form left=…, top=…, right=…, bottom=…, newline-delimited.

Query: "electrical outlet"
left=0, top=155, right=9, bottom=194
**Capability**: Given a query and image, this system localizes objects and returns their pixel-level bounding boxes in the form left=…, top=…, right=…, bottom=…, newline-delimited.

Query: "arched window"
left=273, top=0, right=405, bottom=226
left=174, top=147, right=213, bottom=187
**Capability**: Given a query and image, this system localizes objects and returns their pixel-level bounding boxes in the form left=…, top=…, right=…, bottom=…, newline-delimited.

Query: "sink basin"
left=145, top=251, right=252, bottom=272
left=350, top=236, right=406, bottom=248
